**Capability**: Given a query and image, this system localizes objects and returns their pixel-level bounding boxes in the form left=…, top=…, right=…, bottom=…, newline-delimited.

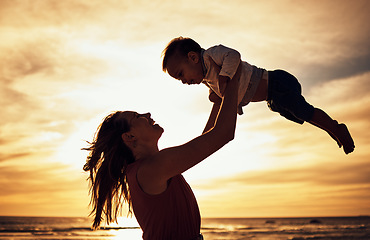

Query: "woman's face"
left=121, top=111, right=164, bottom=144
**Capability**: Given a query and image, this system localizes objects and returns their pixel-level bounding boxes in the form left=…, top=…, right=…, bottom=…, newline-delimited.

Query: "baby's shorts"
left=267, top=70, right=314, bottom=124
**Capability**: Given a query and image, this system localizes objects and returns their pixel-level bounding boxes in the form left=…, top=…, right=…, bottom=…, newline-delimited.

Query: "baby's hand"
left=218, top=75, right=230, bottom=96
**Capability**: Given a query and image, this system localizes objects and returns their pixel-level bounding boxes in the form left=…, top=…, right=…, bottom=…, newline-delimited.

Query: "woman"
left=83, top=63, right=241, bottom=239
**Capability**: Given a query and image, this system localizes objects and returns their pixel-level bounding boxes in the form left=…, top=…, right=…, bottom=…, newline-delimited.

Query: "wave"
left=0, top=226, right=140, bottom=233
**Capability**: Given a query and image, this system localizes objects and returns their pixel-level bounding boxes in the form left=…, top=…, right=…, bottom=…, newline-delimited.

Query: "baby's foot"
left=327, top=121, right=342, bottom=148
left=328, top=131, right=342, bottom=148
left=335, top=123, right=355, bottom=154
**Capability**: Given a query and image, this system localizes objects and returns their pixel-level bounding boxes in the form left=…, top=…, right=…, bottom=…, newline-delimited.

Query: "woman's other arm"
left=203, top=90, right=221, bottom=134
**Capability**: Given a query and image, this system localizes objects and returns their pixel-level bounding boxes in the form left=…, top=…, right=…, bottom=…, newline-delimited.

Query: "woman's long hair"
left=83, top=111, right=135, bottom=229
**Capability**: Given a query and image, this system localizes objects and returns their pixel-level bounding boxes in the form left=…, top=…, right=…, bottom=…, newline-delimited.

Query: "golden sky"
left=0, top=0, right=369, bottom=218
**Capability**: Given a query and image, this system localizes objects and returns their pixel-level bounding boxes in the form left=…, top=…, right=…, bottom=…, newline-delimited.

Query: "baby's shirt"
left=202, top=45, right=265, bottom=114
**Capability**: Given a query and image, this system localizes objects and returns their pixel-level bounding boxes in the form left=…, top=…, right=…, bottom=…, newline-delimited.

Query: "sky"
left=0, top=0, right=369, bottom=219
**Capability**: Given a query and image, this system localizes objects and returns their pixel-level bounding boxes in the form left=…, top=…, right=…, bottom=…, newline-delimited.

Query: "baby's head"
left=162, top=37, right=204, bottom=85
left=162, top=37, right=201, bottom=71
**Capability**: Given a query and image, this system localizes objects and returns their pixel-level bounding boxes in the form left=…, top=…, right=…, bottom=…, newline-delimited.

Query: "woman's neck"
left=133, top=145, right=159, bottom=161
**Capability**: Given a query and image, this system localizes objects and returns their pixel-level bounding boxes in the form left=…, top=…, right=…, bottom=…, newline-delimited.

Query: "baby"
left=162, top=37, right=355, bottom=154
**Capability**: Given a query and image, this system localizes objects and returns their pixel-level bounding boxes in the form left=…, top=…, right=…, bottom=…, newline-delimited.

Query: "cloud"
left=0, top=158, right=89, bottom=216
left=213, top=161, right=370, bottom=187
left=192, top=159, right=370, bottom=217
left=228, top=0, right=370, bottom=87
left=0, top=0, right=112, bottom=28
left=0, top=19, right=113, bottom=159
left=0, top=152, right=31, bottom=163
left=0, top=165, right=62, bottom=196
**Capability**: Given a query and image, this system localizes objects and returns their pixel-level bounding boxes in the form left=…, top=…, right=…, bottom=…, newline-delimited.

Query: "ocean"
left=0, top=216, right=369, bottom=240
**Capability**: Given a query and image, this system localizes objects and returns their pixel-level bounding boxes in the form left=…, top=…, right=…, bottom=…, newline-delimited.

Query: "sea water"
left=0, top=216, right=369, bottom=240
left=201, top=217, right=370, bottom=239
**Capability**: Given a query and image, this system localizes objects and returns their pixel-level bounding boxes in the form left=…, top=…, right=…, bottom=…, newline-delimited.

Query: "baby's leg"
left=309, top=108, right=355, bottom=154
left=267, top=70, right=354, bottom=154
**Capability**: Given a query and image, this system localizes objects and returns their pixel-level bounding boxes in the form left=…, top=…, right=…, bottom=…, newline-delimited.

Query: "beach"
left=0, top=216, right=369, bottom=240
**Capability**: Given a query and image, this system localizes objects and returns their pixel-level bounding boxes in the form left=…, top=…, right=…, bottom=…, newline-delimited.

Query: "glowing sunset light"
left=0, top=0, right=369, bottom=220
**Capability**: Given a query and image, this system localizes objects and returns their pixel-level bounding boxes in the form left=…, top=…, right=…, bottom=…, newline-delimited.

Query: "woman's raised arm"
left=139, top=62, right=241, bottom=193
